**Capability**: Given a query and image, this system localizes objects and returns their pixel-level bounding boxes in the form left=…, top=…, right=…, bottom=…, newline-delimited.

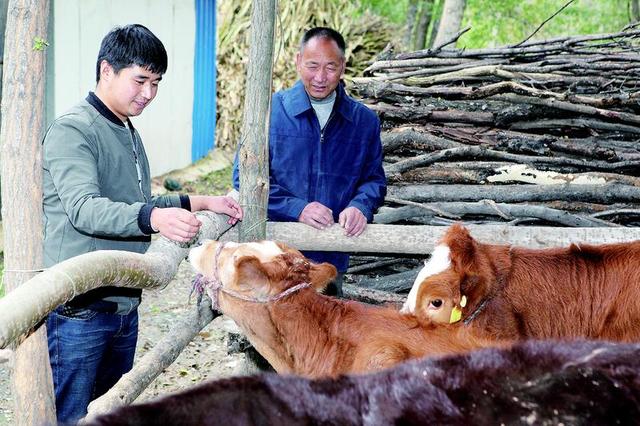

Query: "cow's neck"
left=269, top=291, right=358, bottom=377
left=221, top=288, right=352, bottom=377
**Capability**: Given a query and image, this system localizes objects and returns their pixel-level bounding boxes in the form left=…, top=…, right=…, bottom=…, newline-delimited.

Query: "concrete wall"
left=52, top=0, right=196, bottom=176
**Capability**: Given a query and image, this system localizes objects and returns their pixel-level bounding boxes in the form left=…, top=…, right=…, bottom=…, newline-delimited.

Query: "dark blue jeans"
left=46, top=305, right=138, bottom=424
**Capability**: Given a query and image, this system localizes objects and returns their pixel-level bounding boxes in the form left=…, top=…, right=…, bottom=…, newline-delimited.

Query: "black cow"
left=88, top=339, right=640, bottom=425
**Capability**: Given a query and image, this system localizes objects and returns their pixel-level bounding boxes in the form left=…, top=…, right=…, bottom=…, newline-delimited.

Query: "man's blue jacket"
left=233, top=80, right=387, bottom=272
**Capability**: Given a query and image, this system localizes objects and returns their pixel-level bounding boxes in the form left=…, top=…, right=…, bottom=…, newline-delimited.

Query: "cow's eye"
left=430, top=299, right=443, bottom=308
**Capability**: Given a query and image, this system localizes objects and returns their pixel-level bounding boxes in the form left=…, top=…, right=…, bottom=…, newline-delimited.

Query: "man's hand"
left=298, top=202, right=334, bottom=230
left=339, top=206, right=367, bottom=237
left=150, top=207, right=202, bottom=242
left=190, top=195, right=243, bottom=225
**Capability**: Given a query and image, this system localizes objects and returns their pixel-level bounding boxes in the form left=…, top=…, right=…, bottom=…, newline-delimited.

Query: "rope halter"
left=193, top=241, right=312, bottom=311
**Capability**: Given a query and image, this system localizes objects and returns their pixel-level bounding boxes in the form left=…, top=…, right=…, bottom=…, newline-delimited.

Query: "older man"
left=234, top=27, right=386, bottom=296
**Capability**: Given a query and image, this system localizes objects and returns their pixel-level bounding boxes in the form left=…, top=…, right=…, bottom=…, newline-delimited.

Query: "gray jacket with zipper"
left=42, top=93, right=187, bottom=305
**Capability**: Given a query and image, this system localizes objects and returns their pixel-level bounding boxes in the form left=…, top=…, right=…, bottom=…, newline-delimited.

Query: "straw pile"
left=216, top=0, right=396, bottom=150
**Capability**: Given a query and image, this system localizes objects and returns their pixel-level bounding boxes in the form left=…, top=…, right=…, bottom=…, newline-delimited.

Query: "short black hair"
left=300, top=27, right=346, bottom=56
left=96, top=24, right=168, bottom=82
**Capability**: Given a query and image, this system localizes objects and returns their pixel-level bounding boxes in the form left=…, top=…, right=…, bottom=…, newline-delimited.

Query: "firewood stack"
left=344, top=27, right=640, bottom=298
left=352, top=26, right=640, bottom=228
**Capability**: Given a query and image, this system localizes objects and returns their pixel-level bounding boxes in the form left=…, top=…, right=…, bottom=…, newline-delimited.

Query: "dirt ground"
left=0, top=261, right=247, bottom=425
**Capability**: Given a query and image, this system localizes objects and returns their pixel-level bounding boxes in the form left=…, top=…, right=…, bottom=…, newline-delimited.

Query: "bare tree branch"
left=511, top=0, right=577, bottom=48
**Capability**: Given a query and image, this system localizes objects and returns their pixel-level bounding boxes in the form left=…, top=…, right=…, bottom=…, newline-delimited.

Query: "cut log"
left=388, top=183, right=640, bottom=204
left=384, top=146, right=640, bottom=176
left=343, top=284, right=404, bottom=307
left=389, top=162, right=640, bottom=187
left=375, top=201, right=617, bottom=227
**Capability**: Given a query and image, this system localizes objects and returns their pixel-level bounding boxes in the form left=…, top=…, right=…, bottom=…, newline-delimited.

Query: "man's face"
left=98, top=62, right=162, bottom=121
left=296, top=36, right=345, bottom=100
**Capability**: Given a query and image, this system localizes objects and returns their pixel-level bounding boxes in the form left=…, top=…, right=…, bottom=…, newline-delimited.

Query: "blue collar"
left=286, top=80, right=354, bottom=123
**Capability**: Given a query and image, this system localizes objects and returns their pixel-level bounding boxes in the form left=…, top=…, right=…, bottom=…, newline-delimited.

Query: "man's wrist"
left=150, top=207, right=159, bottom=232
left=138, top=204, right=158, bottom=234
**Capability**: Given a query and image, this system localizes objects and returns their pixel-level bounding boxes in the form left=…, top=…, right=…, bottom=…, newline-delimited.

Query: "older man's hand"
left=339, top=207, right=367, bottom=237
left=299, top=201, right=334, bottom=230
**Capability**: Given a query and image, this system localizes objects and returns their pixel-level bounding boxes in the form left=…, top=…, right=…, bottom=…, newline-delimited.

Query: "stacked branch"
left=346, top=27, right=640, bottom=293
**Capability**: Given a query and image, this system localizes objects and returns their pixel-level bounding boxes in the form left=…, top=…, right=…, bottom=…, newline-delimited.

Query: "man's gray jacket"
left=42, top=93, right=187, bottom=304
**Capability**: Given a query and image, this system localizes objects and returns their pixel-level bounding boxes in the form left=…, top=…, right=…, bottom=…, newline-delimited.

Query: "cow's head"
left=401, top=224, right=483, bottom=324
left=188, top=240, right=337, bottom=308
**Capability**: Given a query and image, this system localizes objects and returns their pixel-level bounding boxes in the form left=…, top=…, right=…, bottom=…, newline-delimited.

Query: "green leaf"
left=33, top=36, right=49, bottom=51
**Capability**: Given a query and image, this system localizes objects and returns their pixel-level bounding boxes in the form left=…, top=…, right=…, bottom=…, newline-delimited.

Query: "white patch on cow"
left=400, top=245, right=451, bottom=314
left=246, top=241, right=284, bottom=262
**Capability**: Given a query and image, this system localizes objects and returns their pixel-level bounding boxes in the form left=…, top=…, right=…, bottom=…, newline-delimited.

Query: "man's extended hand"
left=189, top=195, right=243, bottom=225
left=339, top=206, right=367, bottom=237
left=299, top=201, right=334, bottom=230
left=150, top=207, right=202, bottom=242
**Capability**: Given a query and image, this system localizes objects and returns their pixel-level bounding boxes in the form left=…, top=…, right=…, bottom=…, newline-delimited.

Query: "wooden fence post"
left=0, top=0, right=55, bottom=424
left=237, top=0, right=275, bottom=243
left=236, top=0, right=276, bottom=374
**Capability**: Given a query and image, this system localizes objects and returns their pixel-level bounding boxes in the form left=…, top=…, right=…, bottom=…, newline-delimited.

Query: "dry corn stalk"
left=216, top=0, right=396, bottom=150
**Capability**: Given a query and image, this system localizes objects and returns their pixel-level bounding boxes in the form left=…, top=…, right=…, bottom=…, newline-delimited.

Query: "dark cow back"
left=88, top=340, right=640, bottom=426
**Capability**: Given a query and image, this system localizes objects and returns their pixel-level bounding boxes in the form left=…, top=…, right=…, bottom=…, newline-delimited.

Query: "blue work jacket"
left=234, top=80, right=386, bottom=271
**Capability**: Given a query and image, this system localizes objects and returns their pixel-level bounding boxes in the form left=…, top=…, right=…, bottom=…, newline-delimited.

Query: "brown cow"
left=402, top=223, right=640, bottom=341
left=188, top=240, right=501, bottom=378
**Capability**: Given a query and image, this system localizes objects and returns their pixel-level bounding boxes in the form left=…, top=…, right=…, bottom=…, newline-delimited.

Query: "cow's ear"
left=234, top=256, right=270, bottom=293
left=444, top=223, right=477, bottom=272
left=309, top=262, right=337, bottom=291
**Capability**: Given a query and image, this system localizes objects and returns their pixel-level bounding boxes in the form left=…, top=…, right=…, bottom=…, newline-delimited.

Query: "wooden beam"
left=0, top=211, right=233, bottom=350
left=221, top=222, right=640, bottom=253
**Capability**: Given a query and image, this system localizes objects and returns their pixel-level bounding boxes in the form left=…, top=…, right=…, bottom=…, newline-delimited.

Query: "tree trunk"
left=343, top=284, right=404, bottom=307
left=237, top=0, right=275, bottom=243
left=413, top=1, right=433, bottom=50
left=0, top=0, right=8, bottom=213
left=632, top=0, right=640, bottom=22
left=222, top=222, right=640, bottom=253
left=0, top=0, right=54, bottom=424
left=403, top=0, right=418, bottom=50
left=236, top=0, right=276, bottom=374
left=388, top=183, right=640, bottom=204
left=432, top=0, right=466, bottom=47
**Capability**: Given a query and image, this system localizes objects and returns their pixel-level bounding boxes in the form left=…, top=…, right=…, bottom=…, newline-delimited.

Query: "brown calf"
left=188, top=240, right=501, bottom=378
left=402, top=223, right=640, bottom=341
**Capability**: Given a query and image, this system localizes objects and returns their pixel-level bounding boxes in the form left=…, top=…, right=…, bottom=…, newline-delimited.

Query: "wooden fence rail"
left=4, top=219, right=640, bottom=349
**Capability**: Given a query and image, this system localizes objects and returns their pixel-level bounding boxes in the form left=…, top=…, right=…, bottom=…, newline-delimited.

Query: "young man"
left=43, top=24, right=242, bottom=423
left=233, top=27, right=386, bottom=296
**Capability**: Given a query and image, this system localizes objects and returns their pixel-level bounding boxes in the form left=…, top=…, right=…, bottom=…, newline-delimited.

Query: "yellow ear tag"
left=449, top=306, right=462, bottom=323
left=460, top=295, right=467, bottom=308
